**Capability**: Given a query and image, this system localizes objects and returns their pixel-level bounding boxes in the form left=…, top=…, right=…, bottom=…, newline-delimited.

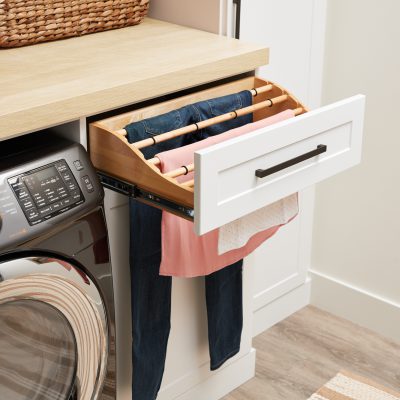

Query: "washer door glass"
left=0, top=299, right=77, bottom=400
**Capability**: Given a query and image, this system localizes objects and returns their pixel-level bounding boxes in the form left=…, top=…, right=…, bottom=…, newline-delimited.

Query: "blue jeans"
left=127, top=91, right=252, bottom=400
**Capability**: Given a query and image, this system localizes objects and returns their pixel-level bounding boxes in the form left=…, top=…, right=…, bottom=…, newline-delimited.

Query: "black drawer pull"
left=255, top=144, right=327, bottom=179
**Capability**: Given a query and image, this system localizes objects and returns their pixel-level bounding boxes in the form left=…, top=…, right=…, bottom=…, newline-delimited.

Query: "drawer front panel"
left=194, top=95, right=365, bottom=235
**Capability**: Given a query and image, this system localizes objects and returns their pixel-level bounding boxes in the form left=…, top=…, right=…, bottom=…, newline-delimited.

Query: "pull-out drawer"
left=195, top=95, right=365, bottom=234
left=89, top=76, right=365, bottom=235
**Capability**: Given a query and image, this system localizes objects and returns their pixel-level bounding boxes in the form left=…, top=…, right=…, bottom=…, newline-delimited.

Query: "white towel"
left=218, top=193, right=299, bottom=255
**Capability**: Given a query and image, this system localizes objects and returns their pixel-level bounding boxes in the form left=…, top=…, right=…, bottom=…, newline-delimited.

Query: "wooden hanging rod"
left=147, top=106, right=304, bottom=166
left=132, top=94, right=289, bottom=150
left=182, top=179, right=194, bottom=188
left=164, top=163, right=194, bottom=179
left=249, top=84, right=274, bottom=96
left=293, top=107, right=303, bottom=116
left=116, top=84, right=274, bottom=137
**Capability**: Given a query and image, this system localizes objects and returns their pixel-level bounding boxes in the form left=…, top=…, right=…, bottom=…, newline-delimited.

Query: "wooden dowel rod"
left=164, top=163, right=194, bottom=179
left=182, top=179, right=194, bottom=187
left=294, top=107, right=304, bottom=116
left=146, top=106, right=304, bottom=165
left=250, top=84, right=273, bottom=96
left=132, top=94, right=288, bottom=150
left=149, top=157, right=160, bottom=165
left=116, top=84, right=274, bottom=136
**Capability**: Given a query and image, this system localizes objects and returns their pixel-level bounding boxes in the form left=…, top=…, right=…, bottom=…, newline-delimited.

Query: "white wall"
left=311, top=0, right=400, bottom=341
left=148, top=0, right=222, bottom=34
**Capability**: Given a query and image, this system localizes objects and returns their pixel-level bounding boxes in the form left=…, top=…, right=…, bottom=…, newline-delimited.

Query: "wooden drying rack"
left=89, top=77, right=306, bottom=219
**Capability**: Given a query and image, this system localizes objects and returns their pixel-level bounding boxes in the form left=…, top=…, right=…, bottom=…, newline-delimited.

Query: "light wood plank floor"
left=223, top=305, right=400, bottom=399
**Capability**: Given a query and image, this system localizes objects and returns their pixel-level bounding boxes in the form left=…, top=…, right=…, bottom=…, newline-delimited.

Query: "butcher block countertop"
left=0, top=18, right=268, bottom=141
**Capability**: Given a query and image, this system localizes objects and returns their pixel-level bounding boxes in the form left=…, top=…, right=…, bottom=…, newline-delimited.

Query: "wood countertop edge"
left=0, top=47, right=268, bottom=141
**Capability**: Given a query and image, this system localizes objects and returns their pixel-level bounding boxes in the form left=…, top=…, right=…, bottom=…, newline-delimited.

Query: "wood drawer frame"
left=89, top=76, right=365, bottom=234
left=89, top=76, right=303, bottom=209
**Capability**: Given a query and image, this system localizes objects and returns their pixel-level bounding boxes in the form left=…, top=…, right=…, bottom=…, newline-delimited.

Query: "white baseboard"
left=158, top=349, right=256, bottom=400
left=309, top=269, right=400, bottom=342
left=253, top=278, right=311, bottom=337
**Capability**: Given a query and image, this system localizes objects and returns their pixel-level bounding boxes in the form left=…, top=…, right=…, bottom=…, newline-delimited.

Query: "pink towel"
left=156, top=110, right=297, bottom=277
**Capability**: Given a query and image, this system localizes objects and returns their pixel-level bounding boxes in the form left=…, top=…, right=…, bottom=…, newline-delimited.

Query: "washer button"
left=66, top=181, right=77, bottom=191
left=61, top=171, right=73, bottom=183
left=55, top=162, right=68, bottom=173
left=20, top=198, right=34, bottom=211
left=52, top=202, right=62, bottom=211
left=11, top=182, right=24, bottom=191
left=62, top=197, right=72, bottom=207
left=70, top=190, right=81, bottom=202
left=39, top=206, right=52, bottom=216
left=81, top=176, right=94, bottom=193
left=26, top=208, right=40, bottom=221
left=73, top=160, right=84, bottom=171
left=16, top=188, right=30, bottom=201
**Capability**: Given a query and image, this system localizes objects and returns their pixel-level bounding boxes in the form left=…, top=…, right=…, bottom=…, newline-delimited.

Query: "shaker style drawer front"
left=194, top=95, right=365, bottom=235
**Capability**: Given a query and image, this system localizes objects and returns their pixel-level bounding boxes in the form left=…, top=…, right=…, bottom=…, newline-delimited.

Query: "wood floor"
left=223, top=305, right=400, bottom=399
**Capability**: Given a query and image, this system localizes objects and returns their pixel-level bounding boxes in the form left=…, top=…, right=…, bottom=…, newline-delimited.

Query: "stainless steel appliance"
left=0, top=133, right=116, bottom=399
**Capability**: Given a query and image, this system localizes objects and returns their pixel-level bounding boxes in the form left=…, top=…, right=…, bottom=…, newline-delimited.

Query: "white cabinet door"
left=239, top=0, right=327, bottom=335
left=239, top=0, right=321, bottom=106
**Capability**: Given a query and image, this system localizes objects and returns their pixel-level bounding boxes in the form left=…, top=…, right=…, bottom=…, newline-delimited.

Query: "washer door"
left=0, top=299, right=77, bottom=400
left=0, top=256, right=108, bottom=400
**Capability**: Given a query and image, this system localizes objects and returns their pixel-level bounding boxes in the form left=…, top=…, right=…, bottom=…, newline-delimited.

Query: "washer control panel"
left=8, top=160, right=85, bottom=226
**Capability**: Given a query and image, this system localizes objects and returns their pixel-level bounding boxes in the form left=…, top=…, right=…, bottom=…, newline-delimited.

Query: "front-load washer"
left=0, top=133, right=116, bottom=400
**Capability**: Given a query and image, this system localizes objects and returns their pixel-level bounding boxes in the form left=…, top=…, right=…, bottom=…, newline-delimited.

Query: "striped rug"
left=308, top=370, right=400, bottom=400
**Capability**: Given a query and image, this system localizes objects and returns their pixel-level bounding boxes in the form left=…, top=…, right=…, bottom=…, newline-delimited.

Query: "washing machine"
left=0, top=133, right=116, bottom=400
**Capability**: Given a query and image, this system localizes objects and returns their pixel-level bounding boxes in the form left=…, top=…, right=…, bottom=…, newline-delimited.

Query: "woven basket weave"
left=0, top=0, right=149, bottom=48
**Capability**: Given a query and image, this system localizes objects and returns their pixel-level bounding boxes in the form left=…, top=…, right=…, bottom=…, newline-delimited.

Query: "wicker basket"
left=0, top=0, right=150, bottom=48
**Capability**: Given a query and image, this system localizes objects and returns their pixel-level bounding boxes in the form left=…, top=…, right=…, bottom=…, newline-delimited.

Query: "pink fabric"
left=156, top=110, right=296, bottom=277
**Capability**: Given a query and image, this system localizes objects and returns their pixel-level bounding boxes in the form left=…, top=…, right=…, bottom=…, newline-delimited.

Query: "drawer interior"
left=89, top=76, right=306, bottom=216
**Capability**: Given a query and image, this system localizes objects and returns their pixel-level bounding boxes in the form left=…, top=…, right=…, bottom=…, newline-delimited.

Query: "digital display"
left=23, top=166, right=68, bottom=208
left=33, top=166, right=60, bottom=182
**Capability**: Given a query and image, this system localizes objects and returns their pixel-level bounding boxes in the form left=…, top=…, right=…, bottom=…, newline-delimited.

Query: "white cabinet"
left=239, top=0, right=328, bottom=334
